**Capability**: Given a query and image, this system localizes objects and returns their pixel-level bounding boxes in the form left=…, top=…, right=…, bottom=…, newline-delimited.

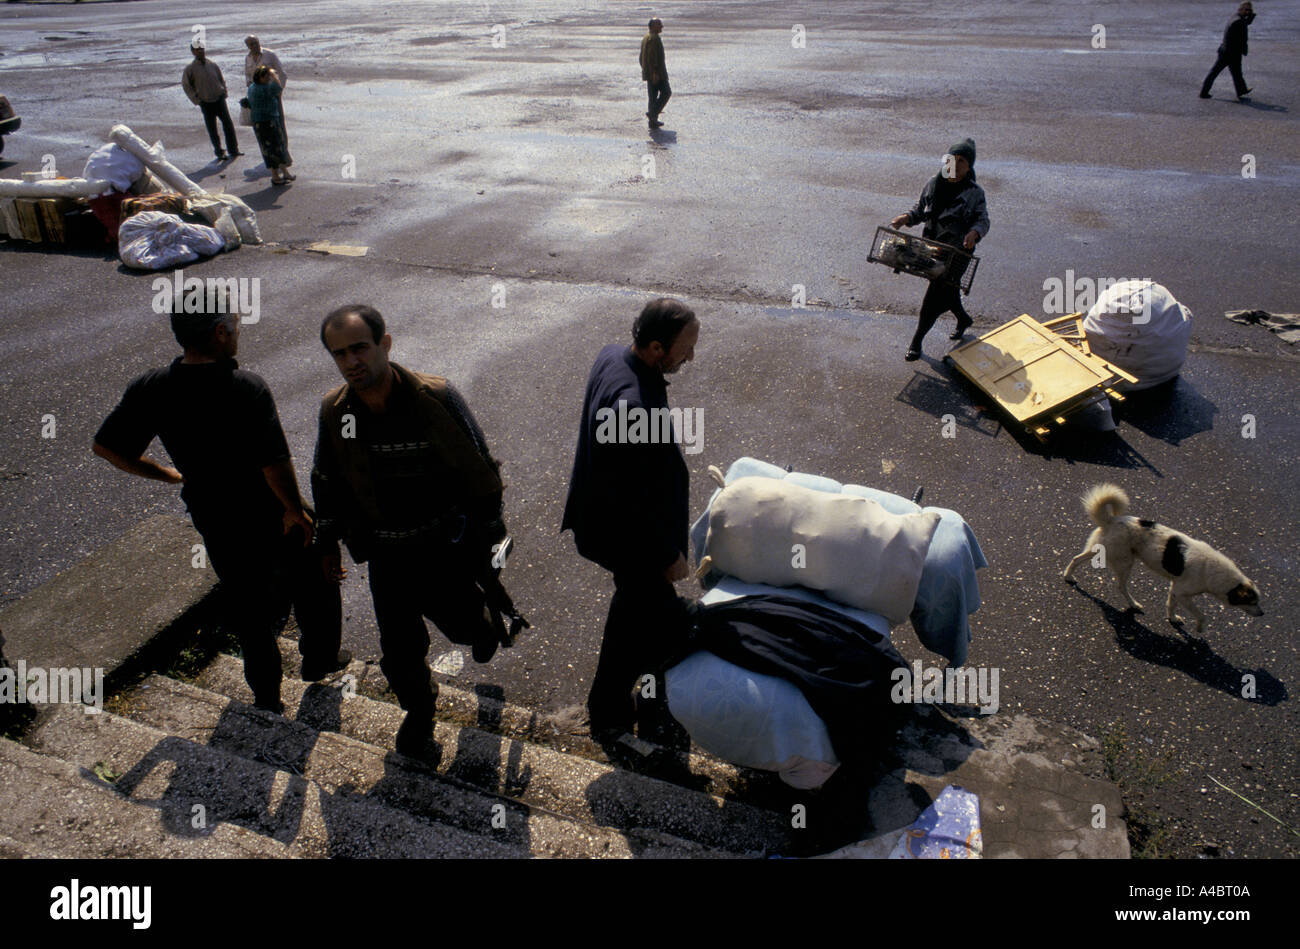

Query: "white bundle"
left=703, top=476, right=940, bottom=626
left=118, top=210, right=225, bottom=270
left=1083, top=279, right=1192, bottom=390
left=83, top=142, right=145, bottom=194
left=109, top=125, right=205, bottom=196
left=189, top=193, right=261, bottom=245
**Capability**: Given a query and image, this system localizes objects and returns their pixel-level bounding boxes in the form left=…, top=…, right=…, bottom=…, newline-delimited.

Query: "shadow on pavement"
left=895, top=369, right=1002, bottom=438
left=1114, top=376, right=1217, bottom=446
left=1069, top=584, right=1286, bottom=705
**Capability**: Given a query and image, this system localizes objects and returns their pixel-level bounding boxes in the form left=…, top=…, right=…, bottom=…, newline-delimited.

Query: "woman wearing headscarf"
left=245, top=64, right=294, bottom=185
left=890, top=138, right=989, bottom=360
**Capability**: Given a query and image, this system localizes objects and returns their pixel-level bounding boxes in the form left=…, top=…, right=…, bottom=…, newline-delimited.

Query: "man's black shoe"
left=949, top=316, right=973, bottom=340
left=395, top=711, right=434, bottom=757
left=302, top=649, right=352, bottom=681
left=253, top=697, right=283, bottom=715
left=472, top=630, right=499, bottom=664
left=230, top=150, right=245, bottom=157
left=1198, top=91, right=1212, bottom=98
left=214, top=152, right=228, bottom=161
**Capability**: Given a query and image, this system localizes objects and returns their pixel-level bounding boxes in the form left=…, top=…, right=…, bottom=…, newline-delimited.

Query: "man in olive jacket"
left=312, top=304, right=512, bottom=756
left=640, top=18, right=670, bottom=129
left=1200, top=2, right=1256, bottom=100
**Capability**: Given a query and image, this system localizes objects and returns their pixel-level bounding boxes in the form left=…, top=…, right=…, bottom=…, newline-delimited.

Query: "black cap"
left=948, top=137, right=976, bottom=165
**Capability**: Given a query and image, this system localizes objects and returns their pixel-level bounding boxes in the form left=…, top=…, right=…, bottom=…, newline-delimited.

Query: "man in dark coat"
left=891, top=137, right=990, bottom=360
left=1200, top=3, right=1256, bottom=100
left=562, top=299, right=700, bottom=742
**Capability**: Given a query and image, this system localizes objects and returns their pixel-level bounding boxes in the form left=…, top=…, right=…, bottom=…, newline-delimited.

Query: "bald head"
left=245, top=35, right=262, bottom=53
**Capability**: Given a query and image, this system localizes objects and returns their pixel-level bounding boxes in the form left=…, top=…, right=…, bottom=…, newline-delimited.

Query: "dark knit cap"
left=948, top=137, right=976, bottom=165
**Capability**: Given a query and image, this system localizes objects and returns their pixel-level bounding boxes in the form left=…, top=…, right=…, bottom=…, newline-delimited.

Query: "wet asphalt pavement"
left=1, top=0, right=1297, bottom=858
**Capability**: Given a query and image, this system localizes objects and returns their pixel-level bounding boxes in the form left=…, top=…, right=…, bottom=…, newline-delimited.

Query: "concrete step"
left=0, top=515, right=214, bottom=678
left=0, top=735, right=288, bottom=858
left=121, top=674, right=729, bottom=858
left=197, top=652, right=793, bottom=854
left=27, top=704, right=529, bottom=859
left=224, top=634, right=795, bottom=812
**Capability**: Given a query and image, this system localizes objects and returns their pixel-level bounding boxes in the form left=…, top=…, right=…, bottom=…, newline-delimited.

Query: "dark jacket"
left=562, top=344, right=689, bottom=576
left=690, top=595, right=909, bottom=763
left=904, top=171, right=990, bottom=248
left=640, top=32, right=667, bottom=81
left=311, top=362, right=502, bottom=562
left=1221, top=15, right=1250, bottom=56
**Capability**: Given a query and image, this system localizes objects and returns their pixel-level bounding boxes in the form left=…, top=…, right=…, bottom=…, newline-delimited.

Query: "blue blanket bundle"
left=667, top=458, right=986, bottom=789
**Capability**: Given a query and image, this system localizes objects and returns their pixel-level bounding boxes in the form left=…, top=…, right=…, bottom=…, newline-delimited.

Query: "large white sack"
left=704, top=477, right=940, bottom=626
left=1083, top=279, right=1191, bottom=390
left=118, top=210, right=225, bottom=270
left=83, top=142, right=144, bottom=194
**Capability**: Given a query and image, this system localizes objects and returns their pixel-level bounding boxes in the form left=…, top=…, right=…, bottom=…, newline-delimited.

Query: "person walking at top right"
left=890, top=137, right=989, bottom=361
left=1200, top=2, right=1256, bottom=101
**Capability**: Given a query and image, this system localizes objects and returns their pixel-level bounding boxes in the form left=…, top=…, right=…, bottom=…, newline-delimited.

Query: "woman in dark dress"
left=247, top=64, right=293, bottom=185
left=890, top=138, right=989, bottom=360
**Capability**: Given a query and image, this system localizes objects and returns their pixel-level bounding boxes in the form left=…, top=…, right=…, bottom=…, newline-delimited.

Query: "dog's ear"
left=1226, top=583, right=1258, bottom=606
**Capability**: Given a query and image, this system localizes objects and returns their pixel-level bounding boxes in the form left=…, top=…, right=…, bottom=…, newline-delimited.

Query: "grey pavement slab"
left=0, top=514, right=212, bottom=676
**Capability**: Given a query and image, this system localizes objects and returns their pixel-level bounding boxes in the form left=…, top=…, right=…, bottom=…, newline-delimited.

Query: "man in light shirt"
left=244, top=35, right=287, bottom=87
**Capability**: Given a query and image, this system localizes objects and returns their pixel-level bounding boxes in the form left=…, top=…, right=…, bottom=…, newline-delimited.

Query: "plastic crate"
left=867, top=226, right=979, bottom=294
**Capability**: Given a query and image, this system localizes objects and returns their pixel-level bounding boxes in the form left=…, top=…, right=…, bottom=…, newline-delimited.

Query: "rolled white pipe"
left=0, top=177, right=111, bottom=198
left=109, top=124, right=205, bottom=196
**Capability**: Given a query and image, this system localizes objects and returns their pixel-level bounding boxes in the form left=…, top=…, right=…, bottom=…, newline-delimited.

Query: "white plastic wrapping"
left=1083, top=279, right=1192, bottom=390
left=109, top=125, right=205, bottom=196
left=0, top=177, right=111, bottom=198
left=83, top=143, right=145, bottom=194
left=190, top=192, right=261, bottom=245
left=118, top=210, right=225, bottom=270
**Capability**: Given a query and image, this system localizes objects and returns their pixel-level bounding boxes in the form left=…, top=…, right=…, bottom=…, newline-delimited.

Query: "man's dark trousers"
left=910, top=278, right=971, bottom=351
left=199, top=98, right=239, bottom=156
left=646, top=78, right=671, bottom=121
left=587, top=569, right=692, bottom=735
left=197, top=516, right=342, bottom=707
left=367, top=539, right=495, bottom=717
left=1201, top=51, right=1247, bottom=97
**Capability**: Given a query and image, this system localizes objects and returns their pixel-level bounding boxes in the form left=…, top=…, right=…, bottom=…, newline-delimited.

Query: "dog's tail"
left=1084, top=483, right=1129, bottom=527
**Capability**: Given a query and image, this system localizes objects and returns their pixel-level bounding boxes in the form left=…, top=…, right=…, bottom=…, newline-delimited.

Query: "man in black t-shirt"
left=94, top=309, right=346, bottom=711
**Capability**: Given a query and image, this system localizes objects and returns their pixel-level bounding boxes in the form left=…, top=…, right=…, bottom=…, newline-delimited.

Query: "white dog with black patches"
left=1063, top=484, right=1263, bottom=634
